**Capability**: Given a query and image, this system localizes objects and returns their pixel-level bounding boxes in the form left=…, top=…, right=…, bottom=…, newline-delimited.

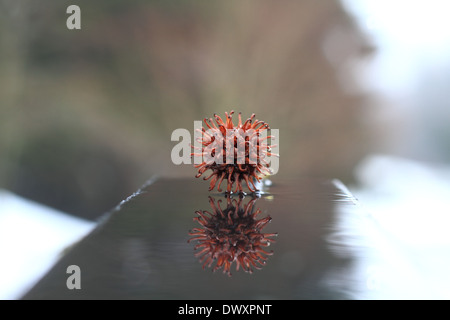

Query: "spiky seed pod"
left=191, top=111, right=278, bottom=193
left=188, top=196, right=277, bottom=276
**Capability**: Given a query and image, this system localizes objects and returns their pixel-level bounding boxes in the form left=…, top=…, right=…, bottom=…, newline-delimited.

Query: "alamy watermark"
left=66, top=5, right=81, bottom=30
left=66, top=265, right=81, bottom=290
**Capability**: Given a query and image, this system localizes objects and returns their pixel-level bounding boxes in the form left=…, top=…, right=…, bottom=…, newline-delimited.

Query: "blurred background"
left=1, top=0, right=450, bottom=299
left=0, top=0, right=373, bottom=220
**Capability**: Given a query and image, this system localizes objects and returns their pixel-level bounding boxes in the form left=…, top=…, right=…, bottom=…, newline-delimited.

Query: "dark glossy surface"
left=23, top=178, right=364, bottom=299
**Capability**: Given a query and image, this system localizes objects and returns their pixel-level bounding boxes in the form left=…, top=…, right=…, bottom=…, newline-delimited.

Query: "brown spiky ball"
left=191, top=111, right=277, bottom=193
left=188, top=196, right=277, bottom=275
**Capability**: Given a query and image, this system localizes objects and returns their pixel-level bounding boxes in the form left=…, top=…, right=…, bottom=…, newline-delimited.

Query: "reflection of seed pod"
left=191, top=111, right=278, bottom=193
left=188, top=196, right=277, bottom=276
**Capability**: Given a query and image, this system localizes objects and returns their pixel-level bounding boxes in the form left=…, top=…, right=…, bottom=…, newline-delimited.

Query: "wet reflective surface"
left=23, top=178, right=368, bottom=299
